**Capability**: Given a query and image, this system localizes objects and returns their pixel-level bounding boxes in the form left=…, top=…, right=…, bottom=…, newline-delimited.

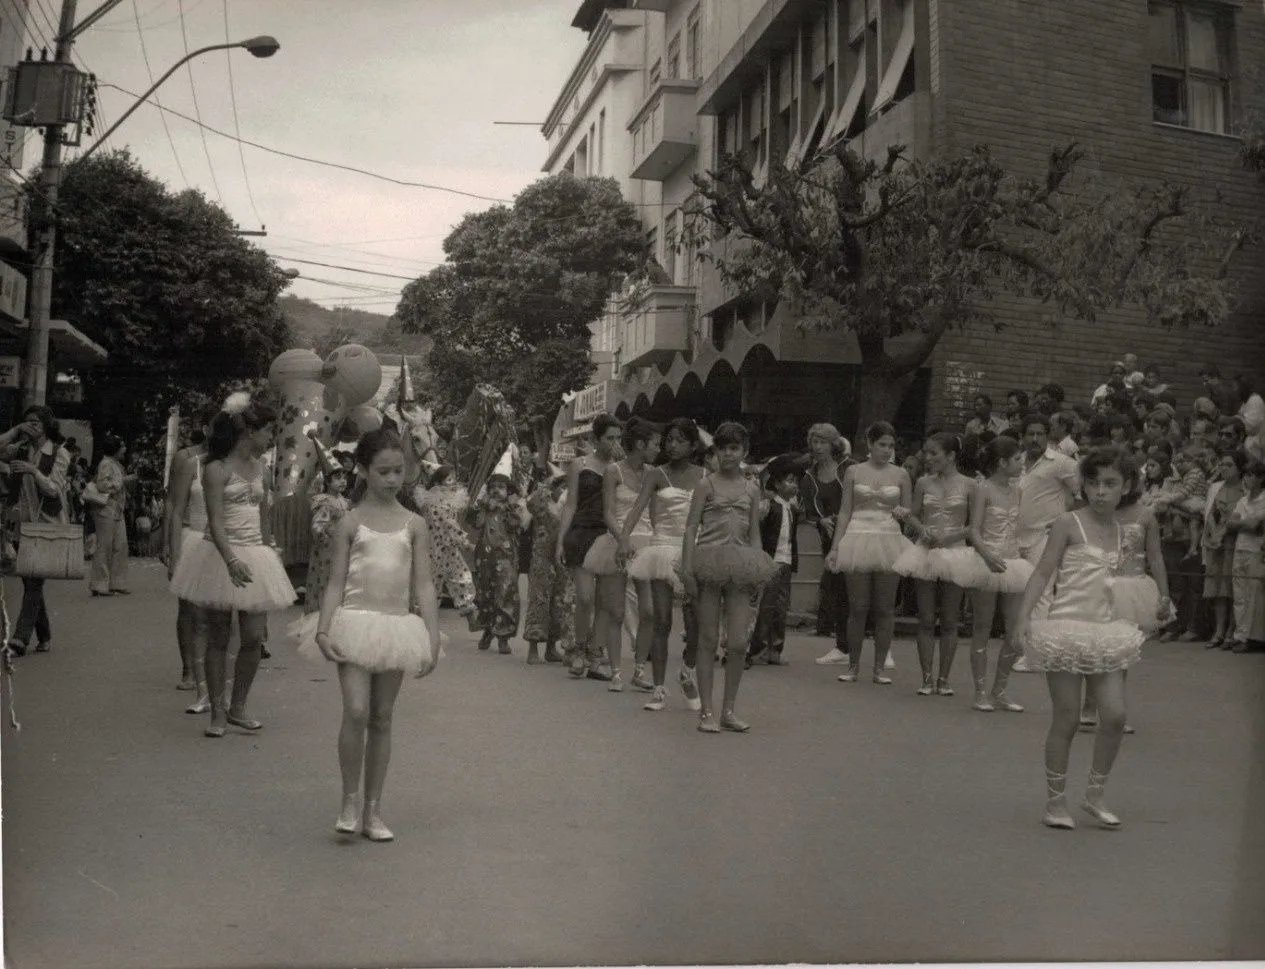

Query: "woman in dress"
left=88, top=434, right=131, bottom=597
left=894, top=432, right=975, bottom=696
left=162, top=405, right=216, bottom=708
left=824, top=421, right=914, bottom=685
left=801, top=424, right=852, bottom=663
left=169, top=393, right=295, bottom=738
left=585, top=418, right=659, bottom=692
left=1226, top=459, right=1265, bottom=651
left=1202, top=448, right=1245, bottom=649
left=0, top=406, right=70, bottom=656
left=1014, top=447, right=1147, bottom=829
left=556, top=414, right=622, bottom=680
left=961, top=437, right=1034, bottom=713
left=621, top=417, right=705, bottom=711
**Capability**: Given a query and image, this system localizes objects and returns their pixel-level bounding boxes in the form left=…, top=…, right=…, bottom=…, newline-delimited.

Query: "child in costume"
left=471, top=467, right=530, bottom=654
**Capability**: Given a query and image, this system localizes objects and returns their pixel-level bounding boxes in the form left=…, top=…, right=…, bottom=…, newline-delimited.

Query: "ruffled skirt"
left=828, top=528, right=913, bottom=574
left=957, top=554, right=1036, bottom=594
left=691, top=544, right=777, bottom=590
left=627, top=540, right=684, bottom=590
left=1024, top=618, right=1145, bottom=675
left=893, top=544, right=976, bottom=585
left=561, top=524, right=604, bottom=570
left=1111, top=574, right=1173, bottom=633
left=169, top=538, right=296, bottom=613
left=293, top=609, right=435, bottom=674
left=583, top=532, right=651, bottom=576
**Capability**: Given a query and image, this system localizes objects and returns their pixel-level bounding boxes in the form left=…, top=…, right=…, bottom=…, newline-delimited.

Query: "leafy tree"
left=43, top=150, right=291, bottom=438
left=396, top=173, right=642, bottom=421
left=691, top=141, right=1252, bottom=435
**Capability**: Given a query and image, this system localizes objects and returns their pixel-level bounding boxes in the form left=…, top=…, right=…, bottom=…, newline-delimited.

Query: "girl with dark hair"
left=1014, top=447, right=1146, bottom=829
left=621, top=416, right=706, bottom=710
left=88, top=434, right=131, bottom=596
left=1, top=405, right=71, bottom=655
left=802, top=422, right=853, bottom=664
left=556, top=414, right=623, bottom=679
left=680, top=422, right=775, bottom=732
left=894, top=432, right=976, bottom=696
left=961, top=436, right=1034, bottom=712
left=162, top=405, right=218, bottom=707
left=824, top=421, right=914, bottom=685
left=299, top=428, right=441, bottom=841
left=169, top=392, right=294, bottom=738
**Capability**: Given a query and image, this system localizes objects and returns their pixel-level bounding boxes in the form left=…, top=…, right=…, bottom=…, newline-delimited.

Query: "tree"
left=43, top=150, right=292, bottom=438
left=691, top=140, right=1253, bottom=435
left=396, top=173, right=642, bottom=421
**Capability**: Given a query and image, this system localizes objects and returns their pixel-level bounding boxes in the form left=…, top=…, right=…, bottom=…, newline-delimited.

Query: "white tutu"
left=627, top=541, right=684, bottom=590
left=893, top=543, right=938, bottom=580
left=169, top=538, right=296, bottom=612
left=1024, top=618, right=1145, bottom=674
left=1110, top=575, right=1173, bottom=633
left=293, top=609, right=435, bottom=674
left=691, top=544, right=777, bottom=590
left=927, top=546, right=981, bottom=587
left=583, top=532, right=651, bottom=576
left=828, top=529, right=913, bottom=574
left=957, top=553, right=1036, bottom=594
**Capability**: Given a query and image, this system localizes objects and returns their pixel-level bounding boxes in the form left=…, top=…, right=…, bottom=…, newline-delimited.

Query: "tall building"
left=547, top=0, right=1265, bottom=451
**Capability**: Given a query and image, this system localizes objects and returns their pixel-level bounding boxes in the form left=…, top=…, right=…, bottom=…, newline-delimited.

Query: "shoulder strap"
left=1070, top=510, right=1089, bottom=544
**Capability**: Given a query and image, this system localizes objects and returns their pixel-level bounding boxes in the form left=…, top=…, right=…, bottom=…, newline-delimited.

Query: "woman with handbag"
left=89, top=435, right=131, bottom=596
left=2, top=406, right=73, bottom=656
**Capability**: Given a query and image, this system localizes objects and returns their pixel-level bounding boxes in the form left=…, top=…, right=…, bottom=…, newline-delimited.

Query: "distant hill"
left=280, top=295, right=433, bottom=357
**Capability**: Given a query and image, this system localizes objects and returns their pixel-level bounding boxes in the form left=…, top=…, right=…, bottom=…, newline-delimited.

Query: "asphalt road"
left=2, top=562, right=1263, bottom=968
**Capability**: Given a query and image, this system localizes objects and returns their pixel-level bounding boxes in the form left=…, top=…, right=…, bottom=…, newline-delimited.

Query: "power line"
left=177, top=0, right=222, bottom=204
left=271, top=256, right=420, bottom=281
left=98, top=83, right=514, bottom=203
left=132, top=0, right=188, bottom=187
left=96, top=0, right=211, bottom=32
left=221, top=0, right=261, bottom=225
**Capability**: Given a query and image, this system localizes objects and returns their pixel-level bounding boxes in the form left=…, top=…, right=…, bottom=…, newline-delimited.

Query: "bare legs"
left=1044, top=671, right=1127, bottom=829
left=631, top=579, right=655, bottom=687
left=914, top=579, right=963, bottom=695
left=202, top=609, right=267, bottom=736
left=568, top=568, right=596, bottom=677
left=596, top=573, right=627, bottom=686
left=968, top=590, right=1024, bottom=712
left=694, top=584, right=756, bottom=730
left=336, top=664, right=405, bottom=839
left=841, top=571, right=900, bottom=683
left=648, top=581, right=674, bottom=687
left=178, top=599, right=210, bottom=713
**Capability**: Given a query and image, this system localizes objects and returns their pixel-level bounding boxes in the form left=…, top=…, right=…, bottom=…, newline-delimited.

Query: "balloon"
left=268, top=348, right=324, bottom=389
left=272, top=377, right=348, bottom=499
left=323, top=345, right=382, bottom=407
left=339, top=404, right=384, bottom=442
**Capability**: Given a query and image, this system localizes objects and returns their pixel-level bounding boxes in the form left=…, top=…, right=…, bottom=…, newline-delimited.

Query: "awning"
left=871, top=0, right=914, bottom=115
left=47, top=319, right=107, bottom=368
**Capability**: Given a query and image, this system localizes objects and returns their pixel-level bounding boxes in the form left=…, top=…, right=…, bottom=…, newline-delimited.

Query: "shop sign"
left=0, top=355, right=20, bottom=388
left=573, top=382, right=609, bottom=421
left=0, top=261, right=27, bottom=321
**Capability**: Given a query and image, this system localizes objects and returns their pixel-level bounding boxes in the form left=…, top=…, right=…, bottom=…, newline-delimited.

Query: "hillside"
left=280, top=295, right=433, bottom=356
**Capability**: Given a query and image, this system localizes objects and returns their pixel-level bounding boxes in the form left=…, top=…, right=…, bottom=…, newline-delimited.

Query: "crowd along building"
left=544, top=0, right=1265, bottom=456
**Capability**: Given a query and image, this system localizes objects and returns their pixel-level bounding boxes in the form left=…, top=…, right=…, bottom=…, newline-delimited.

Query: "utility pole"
left=21, top=0, right=78, bottom=408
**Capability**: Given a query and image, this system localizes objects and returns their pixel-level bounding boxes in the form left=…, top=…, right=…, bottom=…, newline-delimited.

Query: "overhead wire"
left=221, top=0, right=261, bottom=225
left=132, top=0, right=188, bottom=187
left=177, top=0, right=223, bottom=203
left=96, top=0, right=212, bottom=32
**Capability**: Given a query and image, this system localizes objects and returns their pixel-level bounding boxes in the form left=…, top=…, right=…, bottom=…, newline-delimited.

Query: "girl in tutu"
left=894, top=433, right=975, bottom=696
left=620, top=417, right=705, bottom=711
left=1013, top=447, right=1147, bottom=830
left=680, top=422, right=775, bottom=733
left=825, top=421, right=914, bottom=685
left=962, top=437, right=1034, bottom=713
left=162, top=404, right=217, bottom=712
left=587, top=418, right=659, bottom=692
left=169, top=393, right=295, bottom=738
left=556, top=414, right=622, bottom=680
left=304, top=428, right=440, bottom=842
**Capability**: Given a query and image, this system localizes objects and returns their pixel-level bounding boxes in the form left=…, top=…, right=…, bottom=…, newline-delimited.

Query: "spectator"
left=964, top=394, right=1008, bottom=437
left=1142, top=366, right=1169, bottom=397
left=1004, top=390, right=1029, bottom=430
left=89, top=435, right=132, bottom=596
left=1034, top=383, right=1066, bottom=416
left=1091, top=361, right=1129, bottom=408
left=1226, top=460, right=1265, bottom=651
left=1231, top=376, right=1264, bottom=460
left=1050, top=411, right=1079, bottom=459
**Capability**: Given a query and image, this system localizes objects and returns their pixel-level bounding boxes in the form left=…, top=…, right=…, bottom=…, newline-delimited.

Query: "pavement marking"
left=77, top=868, right=119, bottom=899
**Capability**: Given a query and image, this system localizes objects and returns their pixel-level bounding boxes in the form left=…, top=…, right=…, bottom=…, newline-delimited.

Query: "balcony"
left=619, top=283, right=695, bottom=367
left=629, top=80, right=699, bottom=181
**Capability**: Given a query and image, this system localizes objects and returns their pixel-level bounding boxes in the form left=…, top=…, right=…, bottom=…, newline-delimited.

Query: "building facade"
left=547, top=0, right=1265, bottom=452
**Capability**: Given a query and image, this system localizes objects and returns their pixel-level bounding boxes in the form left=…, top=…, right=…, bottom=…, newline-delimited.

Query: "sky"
left=27, top=0, right=589, bottom=315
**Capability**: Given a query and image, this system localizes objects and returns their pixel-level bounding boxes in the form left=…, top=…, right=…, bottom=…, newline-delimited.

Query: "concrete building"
left=545, top=0, right=1265, bottom=454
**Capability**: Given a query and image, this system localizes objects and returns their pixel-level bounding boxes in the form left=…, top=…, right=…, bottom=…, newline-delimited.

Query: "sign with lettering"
left=0, top=260, right=27, bottom=321
left=0, top=355, right=19, bottom=388
left=573, top=381, right=609, bottom=422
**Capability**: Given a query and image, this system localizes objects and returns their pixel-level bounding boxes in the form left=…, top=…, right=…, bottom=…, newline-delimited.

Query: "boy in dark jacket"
left=749, top=455, right=801, bottom=667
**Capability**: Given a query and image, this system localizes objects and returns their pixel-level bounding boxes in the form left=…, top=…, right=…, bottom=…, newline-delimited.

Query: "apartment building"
left=546, top=0, right=1265, bottom=451
left=0, top=0, right=32, bottom=424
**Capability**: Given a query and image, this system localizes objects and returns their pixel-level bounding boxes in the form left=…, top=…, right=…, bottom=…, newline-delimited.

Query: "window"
left=823, top=38, right=867, bottom=147
left=598, top=108, right=606, bottom=173
left=810, top=12, right=828, bottom=78
left=686, top=7, right=701, bottom=80
left=872, top=0, right=914, bottom=114
left=663, top=210, right=678, bottom=283
left=646, top=226, right=659, bottom=266
left=666, top=32, right=681, bottom=79
left=649, top=58, right=662, bottom=90
left=1149, top=1, right=1233, bottom=134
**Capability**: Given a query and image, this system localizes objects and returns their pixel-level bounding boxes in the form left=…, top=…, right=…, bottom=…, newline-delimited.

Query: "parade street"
left=3, top=563, right=1264, bottom=969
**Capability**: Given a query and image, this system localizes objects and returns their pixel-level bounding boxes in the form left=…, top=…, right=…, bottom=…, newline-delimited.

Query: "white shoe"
left=884, top=653, right=896, bottom=671
left=815, top=647, right=850, bottom=665
left=1012, top=656, right=1033, bottom=673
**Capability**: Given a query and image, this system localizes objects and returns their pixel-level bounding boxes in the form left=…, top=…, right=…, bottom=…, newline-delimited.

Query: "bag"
left=81, top=481, right=109, bottom=508
left=16, top=521, right=86, bottom=580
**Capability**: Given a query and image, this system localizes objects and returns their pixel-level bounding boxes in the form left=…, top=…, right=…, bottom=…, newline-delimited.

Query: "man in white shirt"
left=1050, top=411, right=1079, bottom=460
left=964, top=394, right=1009, bottom=437
left=1015, top=414, right=1081, bottom=665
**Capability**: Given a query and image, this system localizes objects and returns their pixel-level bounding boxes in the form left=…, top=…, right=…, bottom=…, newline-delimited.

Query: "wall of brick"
left=924, top=0, right=1265, bottom=430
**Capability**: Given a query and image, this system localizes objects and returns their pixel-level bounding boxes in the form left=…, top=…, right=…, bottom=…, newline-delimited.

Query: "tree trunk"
left=852, top=367, right=917, bottom=443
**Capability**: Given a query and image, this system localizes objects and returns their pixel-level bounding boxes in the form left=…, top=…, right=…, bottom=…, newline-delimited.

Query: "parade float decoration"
left=380, top=357, right=442, bottom=487
left=447, top=383, right=525, bottom=499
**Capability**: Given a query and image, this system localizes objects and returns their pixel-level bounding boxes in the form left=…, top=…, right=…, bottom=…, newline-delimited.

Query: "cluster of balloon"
left=268, top=345, right=383, bottom=500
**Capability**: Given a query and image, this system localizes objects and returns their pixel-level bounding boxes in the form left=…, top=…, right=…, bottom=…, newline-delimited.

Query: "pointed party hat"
left=398, top=356, right=416, bottom=406
left=307, top=429, right=341, bottom=476
left=490, top=445, right=515, bottom=481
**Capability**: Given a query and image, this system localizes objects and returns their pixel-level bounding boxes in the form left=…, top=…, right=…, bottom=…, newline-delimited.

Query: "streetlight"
left=79, top=36, right=280, bottom=160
